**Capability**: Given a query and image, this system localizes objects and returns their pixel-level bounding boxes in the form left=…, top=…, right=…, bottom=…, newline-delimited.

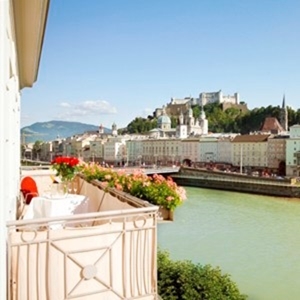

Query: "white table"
left=23, top=194, right=89, bottom=223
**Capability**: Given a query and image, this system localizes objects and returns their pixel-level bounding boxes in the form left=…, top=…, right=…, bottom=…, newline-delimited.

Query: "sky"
left=21, top=0, right=300, bottom=129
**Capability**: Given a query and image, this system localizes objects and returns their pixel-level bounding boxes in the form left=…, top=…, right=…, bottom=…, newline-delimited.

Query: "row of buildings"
left=28, top=93, right=299, bottom=177
left=30, top=118, right=300, bottom=177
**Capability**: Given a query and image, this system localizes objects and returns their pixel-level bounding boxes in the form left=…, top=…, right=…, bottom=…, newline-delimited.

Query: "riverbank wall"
left=171, top=167, right=300, bottom=198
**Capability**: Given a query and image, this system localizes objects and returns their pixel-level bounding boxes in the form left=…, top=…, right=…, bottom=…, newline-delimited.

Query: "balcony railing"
left=7, top=170, right=159, bottom=300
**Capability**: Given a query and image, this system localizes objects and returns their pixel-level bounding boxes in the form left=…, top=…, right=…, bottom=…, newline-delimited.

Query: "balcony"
left=7, top=168, right=159, bottom=299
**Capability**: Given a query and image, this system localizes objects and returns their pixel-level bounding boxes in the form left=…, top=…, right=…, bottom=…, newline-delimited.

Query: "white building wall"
left=232, top=143, right=240, bottom=167
left=199, top=138, right=218, bottom=162
left=286, top=139, right=300, bottom=176
left=1, top=1, right=49, bottom=297
left=199, top=91, right=239, bottom=106
left=127, top=139, right=143, bottom=165
left=232, top=142, right=268, bottom=168
left=103, top=141, right=116, bottom=163
left=1, top=0, right=21, bottom=221
left=89, top=139, right=104, bottom=162
left=201, top=118, right=208, bottom=135
left=286, top=126, right=300, bottom=176
left=217, top=138, right=232, bottom=164
left=1, top=2, right=21, bottom=298
left=177, top=124, right=188, bottom=138
left=182, top=139, right=198, bottom=163
left=104, top=137, right=128, bottom=165
left=199, top=91, right=221, bottom=106
left=220, top=92, right=239, bottom=104
left=289, top=125, right=300, bottom=138
left=163, top=138, right=182, bottom=164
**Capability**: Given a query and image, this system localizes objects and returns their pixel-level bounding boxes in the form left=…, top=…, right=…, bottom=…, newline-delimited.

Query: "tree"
left=20, top=144, right=26, bottom=159
left=32, top=140, right=43, bottom=160
left=124, top=103, right=299, bottom=134
left=157, top=249, right=247, bottom=300
left=170, top=116, right=178, bottom=128
left=127, top=117, right=158, bottom=134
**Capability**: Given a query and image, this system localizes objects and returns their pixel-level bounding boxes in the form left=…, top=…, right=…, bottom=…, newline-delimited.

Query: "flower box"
left=158, top=206, right=174, bottom=222
left=78, top=164, right=186, bottom=215
left=77, top=175, right=174, bottom=221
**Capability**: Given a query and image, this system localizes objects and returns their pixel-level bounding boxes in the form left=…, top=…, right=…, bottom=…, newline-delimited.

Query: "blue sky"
left=21, top=0, right=300, bottom=129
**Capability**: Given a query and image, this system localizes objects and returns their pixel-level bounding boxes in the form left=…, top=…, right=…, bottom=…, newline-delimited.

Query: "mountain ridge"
left=21, top=120, right=111, bottom=143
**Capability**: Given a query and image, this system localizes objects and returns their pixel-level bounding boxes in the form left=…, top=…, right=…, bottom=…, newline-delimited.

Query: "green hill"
left=123, top=103, right=300, bottom=134
left=21, top=120, right=110, bottom=143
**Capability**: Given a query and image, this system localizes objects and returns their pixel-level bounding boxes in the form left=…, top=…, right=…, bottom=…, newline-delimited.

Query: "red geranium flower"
left=51, top=156, right=80, bottom=181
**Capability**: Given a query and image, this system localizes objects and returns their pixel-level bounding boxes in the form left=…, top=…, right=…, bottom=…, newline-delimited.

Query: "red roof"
left=260, top=117, right=284, bottom=133
left=232, top=134, right=270, bottom=143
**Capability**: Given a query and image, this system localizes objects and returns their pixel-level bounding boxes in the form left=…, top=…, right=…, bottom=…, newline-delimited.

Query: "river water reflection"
left=158, top=187, right=300, bottom=300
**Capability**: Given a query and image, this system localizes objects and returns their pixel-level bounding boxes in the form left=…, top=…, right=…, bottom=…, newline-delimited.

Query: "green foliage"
left=203, top=103, right=245, bottom=133
left=157, top=250, right=247, bottom=300
left=196, top=103, right=300, bottom=133
left=20, top=144, right=26, bottom=158
left=288, top=107, right=300, bottom=125
left=32, top=140, right=43, bottom=160
left=124, top=103, right=300, bottom=134
left=170, top=116, right=178, bottom=128
left=79, top=164, right=186, bottom=211
left=237, top=105, right=281, bottom=134
left=192, top=105, right=201, bottom=119
left=126, top=117, right=158, bottom=134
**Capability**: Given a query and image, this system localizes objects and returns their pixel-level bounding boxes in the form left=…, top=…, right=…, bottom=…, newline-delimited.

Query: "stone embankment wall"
left=171, top=167, right=300, bottom=198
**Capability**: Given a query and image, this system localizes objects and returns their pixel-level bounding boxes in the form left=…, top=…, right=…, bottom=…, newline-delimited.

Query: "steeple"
left=282, top=94, right=286, bottom=109
left=98, top=124, right=104, bottom=135
left=112, top=122, right=118, bottom=136
left=179, top=110, right=184, bottom=125
left=200, top=105, right=206, bottom=120
left=280, top=94, right=288, bottom=131
left=199, top=105, right=208, bottom=135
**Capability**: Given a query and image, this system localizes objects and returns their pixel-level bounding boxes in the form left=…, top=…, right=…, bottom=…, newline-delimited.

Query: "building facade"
left=176, top=105, right=208, bottom=138
left=199, top=90, right=239, bottom=106
left=0, top=0, right=50, bottom=297
left=231, top=135, right=270, bottom=172
left=217, top=136, right=235, bottom=164
left=267, top=135, right=287, bottom=174
left=198, top=136, right=218, bottom=163
left=286, top=125, right=300, bottom=176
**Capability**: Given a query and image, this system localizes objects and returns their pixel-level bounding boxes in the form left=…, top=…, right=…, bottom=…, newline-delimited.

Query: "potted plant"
left=79, top=163, right=186, bottom=219
left=51, top=156, right=81, bottom=194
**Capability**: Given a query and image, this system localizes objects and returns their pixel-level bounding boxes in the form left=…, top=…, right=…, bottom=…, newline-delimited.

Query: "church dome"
left=157, top=115, right=171, bottom=126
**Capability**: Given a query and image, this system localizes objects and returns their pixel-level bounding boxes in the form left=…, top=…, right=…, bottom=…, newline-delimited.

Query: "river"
left=157, top=187, right=300, bottom=300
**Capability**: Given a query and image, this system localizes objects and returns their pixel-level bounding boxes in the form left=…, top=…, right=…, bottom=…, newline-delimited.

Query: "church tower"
left=200, top=106, right=208, bottom=135
left=98, top=124, right=104, bottom=135
left=176, top=111, right=188, bottom=139
left=280, top=95, right=288, bottom=131
left=112, top=122, right=118, bottom=136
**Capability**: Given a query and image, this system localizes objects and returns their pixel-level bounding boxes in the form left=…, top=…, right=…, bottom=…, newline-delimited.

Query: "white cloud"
left=57, top=100, right=117, bottom=120
left=60, top=102, right=71, bottom=108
